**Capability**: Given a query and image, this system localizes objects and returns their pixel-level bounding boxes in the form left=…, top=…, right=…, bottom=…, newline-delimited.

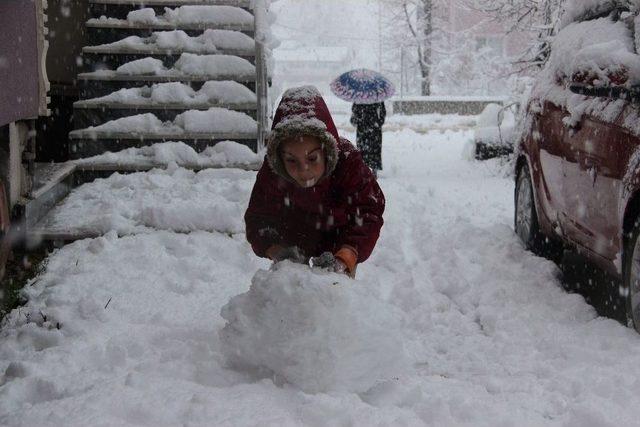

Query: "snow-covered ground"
left=2, top=115, right=640, bottom=426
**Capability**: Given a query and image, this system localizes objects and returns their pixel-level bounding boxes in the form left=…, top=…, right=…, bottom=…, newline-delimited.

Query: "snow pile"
left=92, top=29, right=255, bottom=53
left=45, top=166, right=255, bottom=235
left=90, top=6, right=254, bottom=26
left=80, top=108, right=257, bottom=135
left=473, top=103, right=515, bottom=148
left=174, top=53, right=255, bottom=78
left=77, top=141, right=261, bottom=168
left=219, top=262, right=408, bottom=394
left=82, top=113, right=182, bottom=134
left=163, top=6, right=253, bottom=26
left=87, top=81, right=256, bottom=106
left=116, top=57, right=167, bottom=75
left=175, top=108, right=257, bottom=133
left=113, top=54, right=255, bottom=78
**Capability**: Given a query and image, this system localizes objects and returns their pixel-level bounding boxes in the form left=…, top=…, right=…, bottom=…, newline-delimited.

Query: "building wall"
left=0, top=0, right=41, bottom=127
left=46, top=0, right=88, bottom=84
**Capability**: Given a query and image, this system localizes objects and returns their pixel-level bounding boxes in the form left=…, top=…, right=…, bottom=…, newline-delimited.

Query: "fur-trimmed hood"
left=266, top=86, right=340, bottom=181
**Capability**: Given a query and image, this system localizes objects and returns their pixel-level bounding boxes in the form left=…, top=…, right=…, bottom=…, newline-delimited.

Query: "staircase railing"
left=253, top=0, right=269, bottom=152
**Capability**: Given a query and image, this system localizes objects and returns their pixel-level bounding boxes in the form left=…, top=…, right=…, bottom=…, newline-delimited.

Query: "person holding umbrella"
left=350, top=102, right=386, bottom=175
left=330, top=69, right=395, bottom=176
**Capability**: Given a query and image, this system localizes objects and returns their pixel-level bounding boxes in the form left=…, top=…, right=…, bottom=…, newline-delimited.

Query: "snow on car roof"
left=561, top=0, right=640, bottom=29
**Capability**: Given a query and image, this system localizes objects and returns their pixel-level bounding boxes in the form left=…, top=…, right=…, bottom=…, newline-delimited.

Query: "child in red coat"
left=244, top=86, right=385, bottom=277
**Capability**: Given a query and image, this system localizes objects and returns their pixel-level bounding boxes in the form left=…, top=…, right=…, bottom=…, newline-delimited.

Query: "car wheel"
left=515, top=163, right=555, bottom=257
left=623, top=218, right=640, bottom=333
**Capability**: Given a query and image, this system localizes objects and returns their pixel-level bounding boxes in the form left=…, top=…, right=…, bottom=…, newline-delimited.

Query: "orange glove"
left=334, top=246, right=358, bottom=277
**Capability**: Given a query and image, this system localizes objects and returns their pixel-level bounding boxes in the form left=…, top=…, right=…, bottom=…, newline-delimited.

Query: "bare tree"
left=463, top=0, right=564, bottom=68
left=382, top=0, right=438, bottom=95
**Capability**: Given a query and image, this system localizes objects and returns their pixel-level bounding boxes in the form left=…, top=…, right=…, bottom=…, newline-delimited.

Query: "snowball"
left=219, top=262, right=408, bottom=394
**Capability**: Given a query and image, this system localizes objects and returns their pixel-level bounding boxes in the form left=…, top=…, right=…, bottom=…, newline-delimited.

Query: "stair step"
left=82, top=51, right=256, bottom=70
left=83, top=45, right=255, bottom=58
left=78, top=71, right=256, bottom=82
left=79, top=80, right=257, bottom=99
left=68, top=134, right=258, bottom=159
left=88, top=0, right=252, bottom=7
left=69, top=130, right=258, bottom=141
left=86, top=5, right=255, bottom=33
left=73, top=102, right=257, bottom=128
left=75, top=99, right=256, bottom=110
left=86, top=20, right=254, bottom=32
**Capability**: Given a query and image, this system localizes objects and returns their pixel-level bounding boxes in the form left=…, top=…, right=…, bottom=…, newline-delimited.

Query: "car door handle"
left=584, top=157, right=599, bottom=168
left=583, top=156, right=599, bottom=186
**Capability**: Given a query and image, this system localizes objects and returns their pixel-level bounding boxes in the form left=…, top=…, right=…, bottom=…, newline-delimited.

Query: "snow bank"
left=473, top=103, right=516, bottom=148
left=87, top=81, right=256, bottom=106
left=90, top=5, right=254, bottom=26
left=112, top=54, right=255, bottom=78
left=82, top=108, right=257, bottom=135
left=45, top=166, right=255, bottom=235
left=220, top=262, right=408, bottom=394
left=77, top=141, right=261, bottom=169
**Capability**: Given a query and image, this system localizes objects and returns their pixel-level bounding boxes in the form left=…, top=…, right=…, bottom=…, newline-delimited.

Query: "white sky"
left=270, top=0, right=382, bottom=111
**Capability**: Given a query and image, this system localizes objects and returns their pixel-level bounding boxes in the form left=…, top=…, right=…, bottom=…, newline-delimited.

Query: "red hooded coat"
left=244, top=86, right=385, bottom=263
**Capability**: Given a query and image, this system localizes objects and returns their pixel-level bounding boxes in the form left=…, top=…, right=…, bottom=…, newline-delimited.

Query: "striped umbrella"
left=330, top=68, right=395, bottom=104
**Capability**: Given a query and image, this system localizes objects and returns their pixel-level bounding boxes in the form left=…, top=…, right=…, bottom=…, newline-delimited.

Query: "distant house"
left=273, top=46, right=355, bottom=98
left=389, top=2, right=530, bottom=96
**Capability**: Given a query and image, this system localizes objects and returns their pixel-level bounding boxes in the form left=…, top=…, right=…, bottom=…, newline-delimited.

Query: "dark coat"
left=244, top=86, right=385, bottom=263
left=351, top=102, right=386, bottom=171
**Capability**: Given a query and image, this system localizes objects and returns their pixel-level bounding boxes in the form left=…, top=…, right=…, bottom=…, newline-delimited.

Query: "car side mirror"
left=569, top=82, right=640, bottom=102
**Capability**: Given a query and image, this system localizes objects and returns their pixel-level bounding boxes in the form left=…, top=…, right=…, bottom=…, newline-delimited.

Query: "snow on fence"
left=392, top=96, right=508, bottom=116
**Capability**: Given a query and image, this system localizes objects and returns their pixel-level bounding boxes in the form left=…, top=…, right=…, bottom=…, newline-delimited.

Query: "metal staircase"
left=69, top=0, right=270, bottom=160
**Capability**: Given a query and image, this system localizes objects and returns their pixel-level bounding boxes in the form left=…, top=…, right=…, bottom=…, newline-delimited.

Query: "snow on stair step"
left=87, top=5, right=255, bottom=32
left=71, top=108, right=257, bottom=136
left=88, top=0, right=252, bottom=8
left=79, top=54, right=256, bottom=83
left=76, top=81, right=256, bottom=109
left=69, top=109, right=259, bottom=157
left=83, top=29, right=256, bottom=58
left=73, top=81, right=257, bottom=127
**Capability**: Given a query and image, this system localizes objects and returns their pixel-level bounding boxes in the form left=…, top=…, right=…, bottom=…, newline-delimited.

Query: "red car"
left=515, top=5, right=640, bottom=331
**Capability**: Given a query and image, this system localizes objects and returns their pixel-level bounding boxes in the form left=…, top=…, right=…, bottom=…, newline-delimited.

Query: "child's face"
left=280, top=135, right=326, bottom=188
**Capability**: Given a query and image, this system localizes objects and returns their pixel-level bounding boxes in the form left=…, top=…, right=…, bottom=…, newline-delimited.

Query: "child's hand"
left=267, top=245, right=308, bottom=264
left=311, top=252, right=347, bottom=274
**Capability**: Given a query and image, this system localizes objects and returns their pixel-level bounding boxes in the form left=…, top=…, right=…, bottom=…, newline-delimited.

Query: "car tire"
left=623, top=218, right=640, bottom=333
left=515, top=163, right=557, bottom=257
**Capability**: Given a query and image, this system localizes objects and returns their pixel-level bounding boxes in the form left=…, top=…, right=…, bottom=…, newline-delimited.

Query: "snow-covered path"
left=2, top=116, right=640, bottom=426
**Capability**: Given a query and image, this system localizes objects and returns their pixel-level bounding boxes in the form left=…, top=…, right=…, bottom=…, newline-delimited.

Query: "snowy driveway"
left=2, top=117, right=640, bottom=426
